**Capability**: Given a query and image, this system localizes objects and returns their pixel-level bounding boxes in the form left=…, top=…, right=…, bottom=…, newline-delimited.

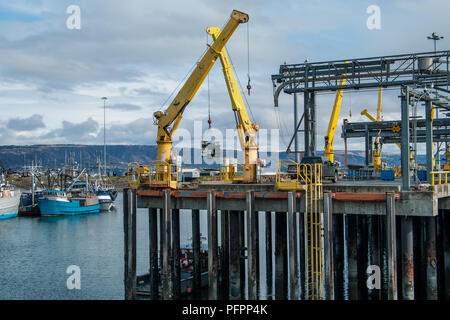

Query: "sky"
left=0, top=0, right=449, bottom=154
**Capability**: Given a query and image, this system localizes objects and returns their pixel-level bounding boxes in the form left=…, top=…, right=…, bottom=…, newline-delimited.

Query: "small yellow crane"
left=207, top=27, right=259, bottom=183
left=324, top=77, right=346, bottom=164
left=128, top=10, right=249, bottom=189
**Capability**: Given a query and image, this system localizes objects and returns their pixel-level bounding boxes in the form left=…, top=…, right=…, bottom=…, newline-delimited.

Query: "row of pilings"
left=123, top=189, right=450, bottom=300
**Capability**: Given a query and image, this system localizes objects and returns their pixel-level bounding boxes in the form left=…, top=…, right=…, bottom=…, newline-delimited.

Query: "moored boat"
left=0, top=183, right=20, bottom=220
left=97, top=191, right=114, bottom=211
left=39, top=190, right=100, bottom=216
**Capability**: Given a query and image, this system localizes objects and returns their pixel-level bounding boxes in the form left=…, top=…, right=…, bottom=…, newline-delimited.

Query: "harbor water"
left=1, top=191, right=369, bottom=300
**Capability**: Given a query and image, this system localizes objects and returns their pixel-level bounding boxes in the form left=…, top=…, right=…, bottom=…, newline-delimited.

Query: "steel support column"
left=425, top=100, right=434, bottom=182
left=401, top=87, right=410, bottom=190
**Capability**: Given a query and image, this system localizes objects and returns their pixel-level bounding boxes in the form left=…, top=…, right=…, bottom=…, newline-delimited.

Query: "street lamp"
left=426, top=33, right=444, bottom=168
left=427, top=32, right=444, bottom=53
left=101, top=97, right=107, bottom=177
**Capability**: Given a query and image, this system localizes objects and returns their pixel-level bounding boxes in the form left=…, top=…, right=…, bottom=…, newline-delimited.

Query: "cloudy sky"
left=0, top=0, right=449, bottom=153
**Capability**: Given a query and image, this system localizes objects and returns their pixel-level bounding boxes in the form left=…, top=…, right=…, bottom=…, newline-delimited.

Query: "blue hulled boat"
left=39, top=190, right=100, bottom=216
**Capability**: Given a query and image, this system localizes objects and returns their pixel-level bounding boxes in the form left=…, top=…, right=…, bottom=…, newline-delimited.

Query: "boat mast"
left=102, top=96, right=107, bottom=178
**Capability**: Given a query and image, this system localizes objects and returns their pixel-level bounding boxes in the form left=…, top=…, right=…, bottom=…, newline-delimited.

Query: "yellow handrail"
left=127, top=161, right=178, bottom=189
left=430, top=170, right=450, bottom=185
left=220, top=164, right=244, bottom=181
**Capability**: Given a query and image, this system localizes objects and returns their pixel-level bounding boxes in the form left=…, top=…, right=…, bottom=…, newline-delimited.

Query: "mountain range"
left=0, top=144, right=422, bottom=174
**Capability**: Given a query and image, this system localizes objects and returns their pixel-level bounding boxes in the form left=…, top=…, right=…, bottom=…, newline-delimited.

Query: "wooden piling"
left=149, top=208, right=159, bottom=299
left=367, top=215, right=381, bottom=300
left=162, top=189, right=173, bottom=300
left=323, top=192, right=334, bottom=300
left=159, top=206, right=164, bottom=276
left=255, top=210, right=260, bottom=299
left=401, top=217, right=414, bottom=300
left=191, top=209, right=201, bottom=297
left=396, top=216, right=403, bottom=300
left=346, top=214, right=358, bottom=300
left=386, top=192, right=398, bottom=300
left=220, top=210, right=230, bottom=299
left=239, top=210, right=246, bottom=299
left=123, top=188, right=137, bottom=300
left=333, top=214, right=345, bottom=300
left=288, top=191, right=299, bottom=300
left=229, top=210, right=242, bottom=300
left=299, top=211, right=306, bottom=300
left=357, top=215, right=368, bottom=300
left=443, top=210, right=450, bottom=299
left=425, top=216, right=438, bottom=299
left=247, top=191, right=258, bottom=300
left=265, top=211, right=273, bottom=299
left=172, top=208, right=181, bottom=299
left=207, top=191, right=219, bottom=300
left=436, top=210, right=445, bottom=299
left=413, top=217, right=424, bottom=299
left=275, top=212, right=288, bottom=300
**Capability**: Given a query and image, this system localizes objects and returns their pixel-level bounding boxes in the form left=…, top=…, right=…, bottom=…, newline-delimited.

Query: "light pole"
left=426, top=33, right=444, bottom=168
left=101, top=97, right=107, bottom=177
left=427, top=32, right=443, bottom=53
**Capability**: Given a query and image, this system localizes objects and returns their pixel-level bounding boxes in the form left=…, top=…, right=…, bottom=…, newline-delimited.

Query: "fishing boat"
left=136, top=242, right=210, bottom=297
left=0, top=182, right=20, bottom=220
left=93, top=162, right=118, bottom=211
left=96, top=190, right=115, bottom=211
left=39, top=190, right=100, bottom=216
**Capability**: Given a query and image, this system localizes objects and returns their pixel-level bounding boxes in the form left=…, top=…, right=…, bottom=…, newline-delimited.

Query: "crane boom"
left=153, top=10, right=249, bottom=163
left=324, top=77, right=346, bottom=163
left=207, top=27, right=259, bottom=182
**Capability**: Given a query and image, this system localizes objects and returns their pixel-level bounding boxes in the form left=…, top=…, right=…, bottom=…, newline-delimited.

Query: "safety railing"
left=127, top=161, right=178, bottom=189
left=276, top=160, right=323, bottom=299
left=430, top=170, right=450, bottom=185
left=127, top=162, right=142, bottom=189
left=276, top=160, right=322, bottom=191
left=219, top=164, right=244, bottom=181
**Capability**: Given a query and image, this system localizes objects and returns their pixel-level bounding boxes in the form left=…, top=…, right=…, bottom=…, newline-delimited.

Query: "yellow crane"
left=324, top=77, right=347, bottom=163
left=360, top=88, right=383, bottom=169
left=360, top=87, right=417, bottom=170
left=127, top=10, right=249, bottom=189
left=206, top=27, right=259, bottom=183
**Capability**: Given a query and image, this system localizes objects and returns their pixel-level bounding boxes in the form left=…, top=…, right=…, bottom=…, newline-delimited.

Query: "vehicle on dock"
left=299, top=156, right=339, bottom=183
left=39, top=190, right=100, bottom=216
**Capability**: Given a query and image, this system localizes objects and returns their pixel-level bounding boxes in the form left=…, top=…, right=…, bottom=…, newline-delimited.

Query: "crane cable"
left=206, top=32, right=212, bottom=129
left=246, top=22, right=251, bottom=95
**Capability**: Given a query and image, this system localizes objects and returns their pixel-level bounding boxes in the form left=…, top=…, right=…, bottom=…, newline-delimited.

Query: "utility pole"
left=102, top=97, right=107, bottom=177
left=427, top=32, right=444, bottom=168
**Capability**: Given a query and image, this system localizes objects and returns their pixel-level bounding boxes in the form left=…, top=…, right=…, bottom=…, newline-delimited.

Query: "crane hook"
left=247, top=77, right=251, bottom=95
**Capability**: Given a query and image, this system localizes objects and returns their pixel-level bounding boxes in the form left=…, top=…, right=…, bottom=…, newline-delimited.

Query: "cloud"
left=0, top=0, right=448, bottom=152
left=103, top=103, right=142, bottom=111
left=6, top=114, right=45, bottom=131
left=42, top=117, right=99, bottom=143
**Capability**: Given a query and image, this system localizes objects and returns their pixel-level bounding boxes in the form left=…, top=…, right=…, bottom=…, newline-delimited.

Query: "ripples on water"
left=1, top=192, right=361, bottom=300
